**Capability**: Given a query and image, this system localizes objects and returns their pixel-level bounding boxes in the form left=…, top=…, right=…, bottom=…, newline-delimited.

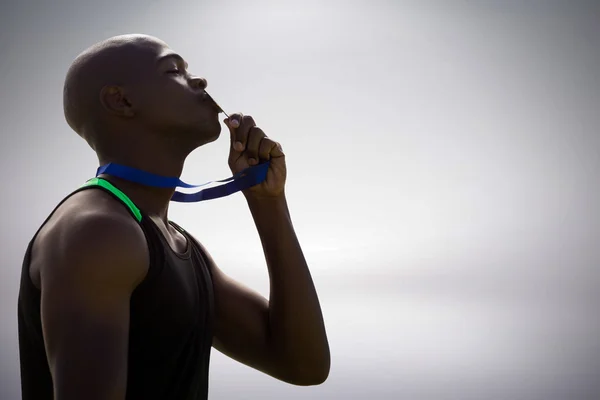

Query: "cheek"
left=133, top=88, right=161, bottom=114
left=141, top=94, right=178, bottom=118
left=137, top=84, right=198, bottom=122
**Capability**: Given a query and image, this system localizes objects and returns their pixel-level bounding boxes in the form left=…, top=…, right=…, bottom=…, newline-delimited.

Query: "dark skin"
left=31, top=34, right=330, bottom=400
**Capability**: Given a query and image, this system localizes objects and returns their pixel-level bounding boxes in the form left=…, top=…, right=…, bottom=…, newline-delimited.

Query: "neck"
left=97, top=149, right=188, bottom=222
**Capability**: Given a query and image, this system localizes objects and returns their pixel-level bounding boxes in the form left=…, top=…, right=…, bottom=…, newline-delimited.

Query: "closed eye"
left=166, top=69, right=182, bottom=74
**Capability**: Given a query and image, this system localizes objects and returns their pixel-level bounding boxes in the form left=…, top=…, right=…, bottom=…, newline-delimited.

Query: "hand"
left=225, top=113, right=287, bottom=199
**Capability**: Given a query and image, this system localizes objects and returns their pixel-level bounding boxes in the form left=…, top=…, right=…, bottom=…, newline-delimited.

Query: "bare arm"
left=201, top=194, right=330, bottom=386
left=37, top=209, right=148, bottom=400
left=195, top=112, right=329, bottom=385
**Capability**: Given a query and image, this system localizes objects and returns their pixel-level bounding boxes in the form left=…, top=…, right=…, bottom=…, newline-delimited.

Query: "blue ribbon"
left=95, top=161, right=269, bottom=202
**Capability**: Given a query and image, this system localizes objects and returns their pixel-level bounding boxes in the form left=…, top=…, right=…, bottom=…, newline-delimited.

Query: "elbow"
left=271, top=338, right=331, bottom=386
left=287, top=355, right=331, bottom=386
left=300, top=368, right=330, bottom=386
left=290, top=369, right=329, bottom=386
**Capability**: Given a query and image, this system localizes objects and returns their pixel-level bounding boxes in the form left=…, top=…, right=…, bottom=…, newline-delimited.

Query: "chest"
left=128, top=245, right=214, bottom=348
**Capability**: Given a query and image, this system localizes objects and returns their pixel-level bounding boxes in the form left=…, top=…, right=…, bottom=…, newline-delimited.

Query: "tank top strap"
left=79, top=177, right=142, bottom=223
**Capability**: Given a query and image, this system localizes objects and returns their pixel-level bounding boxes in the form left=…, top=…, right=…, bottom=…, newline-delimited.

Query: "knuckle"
left=248, top=129, right=264, bottom=144
left=259, top=138, right=271, bottom=149
left=252, top=126, right=266, bottom=136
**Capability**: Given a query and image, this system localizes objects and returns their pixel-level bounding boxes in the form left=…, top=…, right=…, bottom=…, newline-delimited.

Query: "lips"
left=202, top=91, right=224, bottom=114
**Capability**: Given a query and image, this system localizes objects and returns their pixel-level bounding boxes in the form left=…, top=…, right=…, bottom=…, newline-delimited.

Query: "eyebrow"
left=157, top=53, right=189, bottom=69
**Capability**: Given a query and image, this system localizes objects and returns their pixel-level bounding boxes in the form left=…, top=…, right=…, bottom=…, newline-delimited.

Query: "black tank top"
left=18, top=178, right=215, bottom=400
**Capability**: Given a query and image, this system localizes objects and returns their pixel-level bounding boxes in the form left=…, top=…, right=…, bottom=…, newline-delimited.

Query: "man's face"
left=129, top=40, right=222, bottom=146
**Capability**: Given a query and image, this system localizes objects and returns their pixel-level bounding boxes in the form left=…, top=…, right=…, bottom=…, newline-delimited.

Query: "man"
left=18, top=34, right=330, bottom=400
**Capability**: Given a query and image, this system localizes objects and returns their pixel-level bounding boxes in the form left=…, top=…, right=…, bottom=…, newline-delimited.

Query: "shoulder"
left=30, top=187, right=149, bottom=290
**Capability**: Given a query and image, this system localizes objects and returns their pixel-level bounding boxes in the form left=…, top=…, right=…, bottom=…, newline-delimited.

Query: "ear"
left=99, top=85, right=135, bottom=117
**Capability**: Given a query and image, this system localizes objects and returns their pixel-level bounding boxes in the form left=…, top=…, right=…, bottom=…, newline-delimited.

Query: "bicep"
left=197, top=243, right=279, bottom=374
left=211, top=266, right=270, bottom=353
left=39, top=212, right=148, bottom=400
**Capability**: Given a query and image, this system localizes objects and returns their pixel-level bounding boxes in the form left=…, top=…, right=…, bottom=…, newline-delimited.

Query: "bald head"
left=63, top=34, right=167, bottom=147
left=63, top=34, right=220, bottom=161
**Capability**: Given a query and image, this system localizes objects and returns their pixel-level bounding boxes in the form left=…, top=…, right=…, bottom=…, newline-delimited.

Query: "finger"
left=258, top=137, right=277, bottom=161
left=245, top=127, right=266, bottom=165
left=233, top=115, right=256, bottom=153
left=225, top=112, right=242, bottom=128
left=269, top=141, right=285, bottom=158
left=225, top=112, right=245, bottom=152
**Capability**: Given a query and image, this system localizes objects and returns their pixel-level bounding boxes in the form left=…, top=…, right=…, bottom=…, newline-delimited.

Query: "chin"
left=206, top=119, right=222, bottom=140
left=206, top=130, right=221, bottom=144
left=194, top=121, right=221, bottom=146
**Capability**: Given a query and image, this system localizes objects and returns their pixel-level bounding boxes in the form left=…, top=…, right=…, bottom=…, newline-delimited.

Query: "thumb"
left=224, top=118, right=242, bottom=152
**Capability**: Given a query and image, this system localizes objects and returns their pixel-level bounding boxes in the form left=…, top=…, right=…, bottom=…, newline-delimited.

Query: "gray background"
left=1, top=0, right=599, bottom=399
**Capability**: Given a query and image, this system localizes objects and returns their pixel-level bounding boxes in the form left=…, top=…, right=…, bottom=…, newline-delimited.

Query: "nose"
left=190, top=76, right=207, bottom=91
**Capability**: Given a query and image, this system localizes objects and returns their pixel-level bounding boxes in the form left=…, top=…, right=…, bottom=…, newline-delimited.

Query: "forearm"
left=246, top=193, right=330, bottom=382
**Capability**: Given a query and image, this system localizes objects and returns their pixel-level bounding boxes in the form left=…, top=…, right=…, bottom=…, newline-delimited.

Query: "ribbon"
left=95, top=161, right=269, bottom=202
